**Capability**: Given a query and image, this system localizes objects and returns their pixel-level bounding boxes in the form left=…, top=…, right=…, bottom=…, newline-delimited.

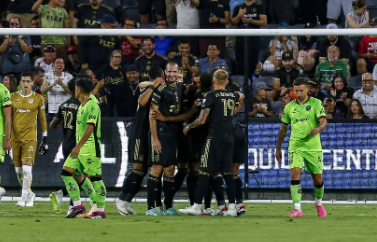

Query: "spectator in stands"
left=82, top=67, right=108, bottom=109
left=231, top=0, right=267, bottom=76
left=307, top=79, right=326, bottom=102
left=353, top=72, right=377, bottom=119
left=134, top=37, right=167, bottom=82
left=65, top=46, right=81, bottom=76
left=326, top=74, right=354, bottom=118
left=373, top=64, right=377, bottom=82
left=198, top=0, right=230, bottom=58
left=357, top=17, right=377, bottom=75
left=167, top=39, right=199, bottom=84
left=327, top=0, right=353, bottom=24
left=6, top=0, right=35, bottom=28
left=79, top=14, right=121, bottom=71
left=155, top=19, right=175, bottom=57
left=34, top=45, right=57, bottom=73
left=249, top=82, right=273, bottom=118
left=32, top=0, right=70, bottom=61
left=29, top=16, right=42, bottom=61
left=264, top=0, right=288, bottom=24
left=2, top=74, right=18, bottom=93
left=274, top=93, right=293, bottom=118
left=120, top=64, right=141, bottom=117
left=347, top=98, right=370, bottom=119
left=198, top=44, right=228, bottom=73
left=72, top=0, right=115, bottom=45
left=297, top=22, right=318, bottom=73
left=271, top=51, right=304, bottom=101
left=315, top=45, right=349, bottom=90
left=42, top=57, right=73, bottom=117
left=318, top=24, right=352, bottom=64
left=138, top=0, right=166, bottom=25
left=96, top=50, right=125, bottom=117
left=120, top=18, right=142, bottom=69
left=166, top=0, right=177, bottom=27
left=0, top=17, right=32, bottom=81
left=323, top=97, right=336, bottom=119
left=174, top=0, right=200, bottom=29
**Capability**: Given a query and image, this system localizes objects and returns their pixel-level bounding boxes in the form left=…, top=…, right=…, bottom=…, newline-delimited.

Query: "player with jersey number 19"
left=275, top=77, right=327, bottom=218
left=11, top=72, right=48, bottom=207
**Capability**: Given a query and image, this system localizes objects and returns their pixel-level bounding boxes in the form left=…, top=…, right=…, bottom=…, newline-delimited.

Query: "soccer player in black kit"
left=179, top=69, right=244, bottom=217
left=114, top=66, right=165, bottom=216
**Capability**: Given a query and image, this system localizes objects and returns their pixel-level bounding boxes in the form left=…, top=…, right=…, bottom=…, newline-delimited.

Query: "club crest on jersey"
left=306, top=105, right=311, bottom=111
left=28, top=98, right=34, bottom=104
left=87, top=158, right=92, bottom=164
left=29, top=146, right=34, bottom=152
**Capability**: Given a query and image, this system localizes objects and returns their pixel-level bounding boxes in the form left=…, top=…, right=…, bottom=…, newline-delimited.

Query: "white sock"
left=228, top=203, right=236, bottom=210
left=21, top=165, right=32, bottom=196
left=315, top=198, right=322, bottom=206
left=15, top=167, right=23, bottom=186
left=73, top=200, right=81, bottom=206
left=294, top=203, right=301, bottom=211
left=193, top=203, right=201, bottom=210
left=97, top=208, right=104, bottom=212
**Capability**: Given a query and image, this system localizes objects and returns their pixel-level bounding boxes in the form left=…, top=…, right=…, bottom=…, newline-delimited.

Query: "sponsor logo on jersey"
left=16, top=109, right=31, bottom=113
left=306, top=105, right=311, bottom=111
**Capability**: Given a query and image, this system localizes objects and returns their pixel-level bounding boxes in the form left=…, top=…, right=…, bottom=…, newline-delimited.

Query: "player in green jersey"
left=276, top=77, right=327, bottom=218
left=0, top=83, right=11, bottom=204
left=61, top=75, right=107, bottom=219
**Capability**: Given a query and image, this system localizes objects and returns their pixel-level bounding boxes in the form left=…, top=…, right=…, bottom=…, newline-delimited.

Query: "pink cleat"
left=288, top=209, right=304, bottom=217
left=315, top=205, right=327, bottom=217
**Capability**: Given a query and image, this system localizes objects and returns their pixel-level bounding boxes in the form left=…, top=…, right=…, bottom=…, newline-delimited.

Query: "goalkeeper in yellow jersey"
left=11, top=72, right=48, bottom=207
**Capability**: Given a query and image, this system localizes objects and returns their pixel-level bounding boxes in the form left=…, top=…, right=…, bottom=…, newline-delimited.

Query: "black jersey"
left=167, top=53, right=199, bottom=84
left=55, top=98, right=80, bottom=157
left=202, top=90, right=239, bottom=141
left=232, top=2, right=266, bottom=29
left=134, top=53, right=167, bottom=82
left=128, top=88, right=150, bottom=140
left=151, top=82, right=184, bottom=136
left=74, top=3, right=114, bottom=28
left=273, top=63, right=304, bottom=88
left=188, top=90, right=209, bottom=139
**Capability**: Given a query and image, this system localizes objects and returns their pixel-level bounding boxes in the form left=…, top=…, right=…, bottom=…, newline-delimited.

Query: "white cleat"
left=201, top=208, right=215, bottom=216
left=25, top=192, right=35, bottom=207
left=115, top=199, right=137, bottom=216
left=179, top=206, right=202, bottom=216
left=0, top=187, right=6, bottom=204
left=211, top=205, right=228, bottom=216
left=223, top=208, right=237, bottom=217
left=16, top=195, right=27, bottom=207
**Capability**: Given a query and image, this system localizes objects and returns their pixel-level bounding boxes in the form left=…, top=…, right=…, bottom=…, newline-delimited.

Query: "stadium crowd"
left=0, top=0, right=377, bottom=119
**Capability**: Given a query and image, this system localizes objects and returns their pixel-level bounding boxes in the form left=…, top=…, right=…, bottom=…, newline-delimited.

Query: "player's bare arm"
left=235, top=92, right=245, bottom=114
left=138, top=78, right=164, bottom=107
left=183, top=108, right=210, bottom=135
left=49, top=117, right=60, bottom=129
left=150, top=104, right=161, bottom=154
left=275, top=123, right=288, bottom=162
left=70, top=124, right=94, bottom=158
left=310, top=117, right=327, bottom=136
left=152, top=106, right=198, bottom=122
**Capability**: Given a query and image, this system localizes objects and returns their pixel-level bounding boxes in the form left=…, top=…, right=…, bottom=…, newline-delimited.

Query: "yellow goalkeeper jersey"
left=11, top=91, right=47, bottom=141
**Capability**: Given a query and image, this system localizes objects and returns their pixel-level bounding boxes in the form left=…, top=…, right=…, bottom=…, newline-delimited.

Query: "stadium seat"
left=272, top=101, right=282, bottom=114
left=347, top=75, right=362, bottom=90
left=369, top=8, right=377, bottom=18
left=290, top=24, right=305, bottom=29
left=122, top=0, right=138, bottom=9
left=140, top=23, right=156, bottom=29
left=169, top=24, right=177, bottom=29
left=366, top=0, right=377, bottom=8
left=230, top=75, right=251, bottom=92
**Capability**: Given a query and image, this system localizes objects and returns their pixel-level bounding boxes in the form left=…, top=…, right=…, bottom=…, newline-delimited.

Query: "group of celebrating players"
left=0, top=60, right=328, bottom=219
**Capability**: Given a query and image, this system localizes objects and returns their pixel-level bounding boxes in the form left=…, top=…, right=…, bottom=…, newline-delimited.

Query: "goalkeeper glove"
left=39, top=136, right=48, bottom=155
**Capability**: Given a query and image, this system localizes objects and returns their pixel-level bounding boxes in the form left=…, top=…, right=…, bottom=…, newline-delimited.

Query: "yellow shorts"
left=12, top=140, right=37, bottom=166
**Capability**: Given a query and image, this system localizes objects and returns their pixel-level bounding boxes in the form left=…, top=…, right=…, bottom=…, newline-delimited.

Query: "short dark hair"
left=79, top=68, right=91, bottom=75
left=192, top=71, right=202, bottom=78
left=293, top=77, right=308, bottom=86
left=208, top=43, right=219, bottom=50
left=68, top=78, right=76, bottom=94
left=166, top=61, right=179, bottom=70
left=331, top=73, right=348, bottom=90
left=148, top=66, right=163, bottom=80
left=53, top=57, right=64, bottom=64
left=30, top=15, right=39, bottom=22
left=75, top=75, right=93, bottom=94
left=200, top=73, right=213, bottom=92
left=178, top=38, right=190, bottom=46
left=31, top=66, right=45, bottom=76
left=142, top=37, right=155, bottom=44
left=20, top=71, right=33, bottom=81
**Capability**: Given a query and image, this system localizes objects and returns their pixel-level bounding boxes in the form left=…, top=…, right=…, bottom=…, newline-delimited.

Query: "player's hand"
left=341, top=92, right=347, bottom=100
left=153, top=138, right=162, bottom=154
left=70, top=145, right=80, bottom=158
left=275, top=148, right=282, bottom=162
left=151, top=110, right=166, bottom=121
left=182, top=56, right=189, bottom=67
left=39, top=136, right=48, bottom=155
left=310, top=127, right=320, bottom=136
left=55, top=78, right=63, bottom=86
left=209, top=15, right=218, bottom=23
left=97, top=79, right=105, bottom=88
left=152, top=77, right=165, bottom=87
left=3, top=139, right=11, bottom=152
left=238, top=7, right=247, bottom=17
left=183, top=125, right=190, bottom=135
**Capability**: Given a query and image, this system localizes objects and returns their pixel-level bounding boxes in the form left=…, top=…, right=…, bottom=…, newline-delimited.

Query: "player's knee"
left=133, top=163, right=144, bottom=171
left=151, top=165, right=163, bottom=177
left=163, top=165, right=175, bottom=177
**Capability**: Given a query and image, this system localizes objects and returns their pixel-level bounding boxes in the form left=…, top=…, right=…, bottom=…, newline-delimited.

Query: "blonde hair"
left=213, top=69, right=228, bottom=85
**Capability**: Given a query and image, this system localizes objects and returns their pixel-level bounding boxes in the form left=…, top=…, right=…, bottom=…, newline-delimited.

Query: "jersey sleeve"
left=315, top=100, right=326, bottom=119
left=1, top=85, right=11, bottom=107
left=38, top=95, right=48, bottom=135
left=86, top=101, right=100, bottom=126
left=281, top=104, right=291, bottom=124
left=201, top=92, right=216, bottom=109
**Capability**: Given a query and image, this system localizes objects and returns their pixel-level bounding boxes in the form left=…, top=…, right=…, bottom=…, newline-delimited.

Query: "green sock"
left=314, top=183, right=324, bottom=200
left=80, top=177, right=97, bottom=205
left=61, top=175, right=80, bottom=202
left=92, top=180, right=106, bottom=209
left=290, top=184, right=302, bottom=204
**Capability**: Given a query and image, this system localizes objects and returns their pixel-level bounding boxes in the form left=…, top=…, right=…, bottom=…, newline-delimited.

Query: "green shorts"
left=63, top=154, right=102, bottom=176
left=288, top=150, right=323, bottom=174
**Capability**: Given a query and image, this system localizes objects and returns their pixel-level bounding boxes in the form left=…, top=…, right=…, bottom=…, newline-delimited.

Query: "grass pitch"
left=0, top=201, right=376, bottom=242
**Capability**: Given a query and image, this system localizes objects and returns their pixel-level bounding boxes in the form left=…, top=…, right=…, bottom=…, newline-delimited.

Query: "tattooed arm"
left=275, top=123, right=288, bottom=162
left=183, top=108, right=210, bottom=135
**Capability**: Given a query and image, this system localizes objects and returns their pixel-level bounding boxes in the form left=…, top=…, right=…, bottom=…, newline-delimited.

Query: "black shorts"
left=128, top=138, right=149, bottom=165
left=190, top=135, right=206, bottom=163
left=178, top=134, right=205, bottom=163
left=178, top=134, right=191, bottom=163
left=138, top=0, right=166, bottom=15
left=150, top=134, right=179, bottom=167
left=233, top=125, right=248, bottom=164
left=201, top=138, right=233, bottom=173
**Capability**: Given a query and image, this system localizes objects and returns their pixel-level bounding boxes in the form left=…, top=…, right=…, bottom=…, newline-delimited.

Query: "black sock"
left=194, top=172, right=210, bottom=205
left=61, top=187, right=69, bottom=197
left=120, top=169, right=146, bottom=202
left=69, top=199, right=73, bottom=206
left=155, top=176, right=162, bottom=207
left=233, top=174, right=243, bottom=204
left=204, top=185, right=213, bottom=209
left=212, top=175, right=225, bottom=206
left=187, top=174, right=198, bottom=206
left=147, top=175, right=159, bottom=210
left=163, top=176, right=176, bottom=209
left=223, top=174, right=236, bottom=204
left=174, top=168, right=188, bottom=193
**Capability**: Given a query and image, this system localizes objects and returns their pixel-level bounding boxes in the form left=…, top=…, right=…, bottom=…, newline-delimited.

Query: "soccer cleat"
left=49, top=191, right=63, bottom=213
left=236, top=204, right=246, bottom=216
left=77, top=204, right=97, bottom=218
left=66, top=205, right=73, bottom=216
left=146, top=207, right=164, bottom=216
left=201, top=208, right=214, bottom=216
left=164, top=207, right=181, bottom=216
left=288, top=209, right=304, bottom=218
left=16, top=194, right=27, bottom=207
left=0, top=187, right=6, bottom=203
left=65, top=205, right=86, bottom=218
left=114, top=199, right=137, bottom=216
left=223, top=208, right=237, bottom=217
left=25, top=192, right=35, bottom=207
left=211, top=205, right=228, bottom=216
left=86, top=211, right=106, bottom=219
left=179, top=206, right=202, bottom=216
left=315, top=205, right=327, bottom=217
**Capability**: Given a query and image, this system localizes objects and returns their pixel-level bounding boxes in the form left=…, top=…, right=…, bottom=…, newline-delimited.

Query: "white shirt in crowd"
left=175, top=0, right=200, bottom=29
left=353, top=85, right=377, bottom=119
left=373, top=64, right=377, bottom=81
left=268, top=39, right=294, bottom=60
left=34, top=57, right=54, bottom=73
left=44, top=72, right=73, bottom=114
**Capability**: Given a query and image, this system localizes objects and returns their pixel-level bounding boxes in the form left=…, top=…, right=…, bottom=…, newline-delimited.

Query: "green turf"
left=0, top=201, right=376, bottom=242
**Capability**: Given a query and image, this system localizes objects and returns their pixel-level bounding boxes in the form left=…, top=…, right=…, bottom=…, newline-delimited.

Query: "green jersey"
left=0, top=84, right=11, bottom=136
left=76, top=97, right=101, bottom=156
left=38, top=4, right=69, bottom=45
left=281, top=97, right=326, bottom=152
left=314, top=60, right=349, bottom=86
